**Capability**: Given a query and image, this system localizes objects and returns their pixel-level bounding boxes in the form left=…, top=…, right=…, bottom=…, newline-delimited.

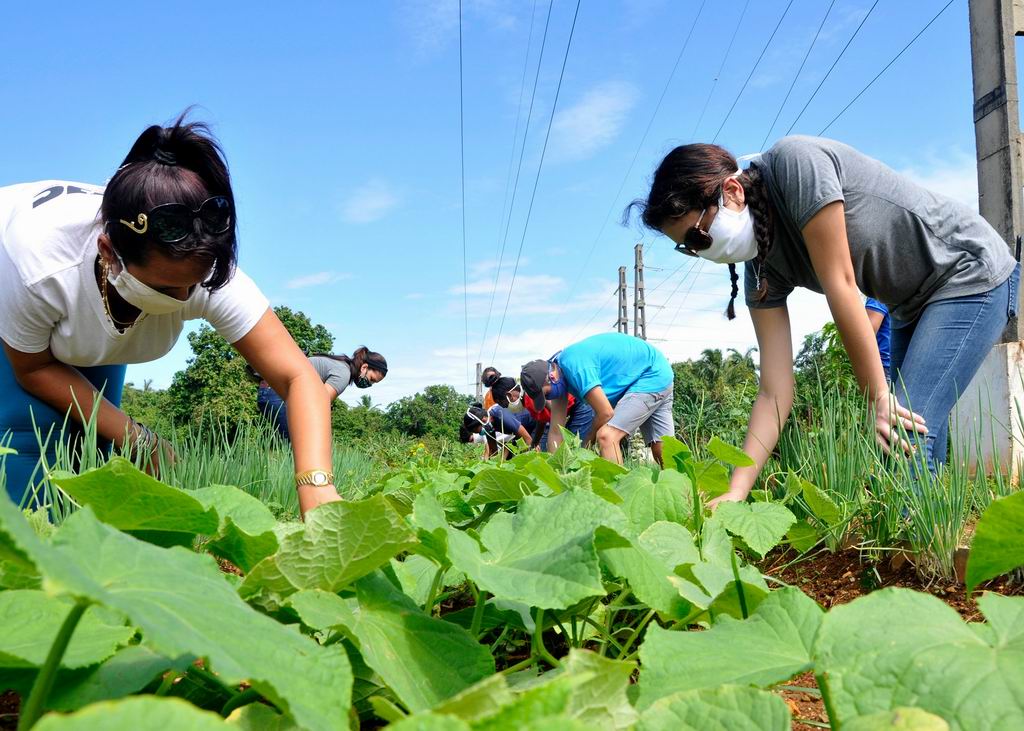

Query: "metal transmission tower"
left=633, top=244, right=647, bottom=340
left=958, top=0, right=1024, bottom=479
left=616, top=266, right=629, bottom=333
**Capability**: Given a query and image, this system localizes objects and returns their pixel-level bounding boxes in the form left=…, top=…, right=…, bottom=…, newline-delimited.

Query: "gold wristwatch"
left=295, top=469, right=334, bottom=488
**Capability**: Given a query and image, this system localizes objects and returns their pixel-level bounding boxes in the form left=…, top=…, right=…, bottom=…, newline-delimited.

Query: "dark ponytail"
left=625, top=143, right=775, bottom=320
left=311, top=347, right=388, bottom=380
left=481, top=367, right=500, bottom=388
left=102, top=109, right=238, bottom=290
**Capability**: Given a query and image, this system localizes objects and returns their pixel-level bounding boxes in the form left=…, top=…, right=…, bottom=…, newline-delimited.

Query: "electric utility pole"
left=634, top=243, right=648, bottom=340
left=616, top=266, right=629, bottom=333
left=960, top=0, right=1024, bottom=478
left=475, top=361, right=482, bottom=401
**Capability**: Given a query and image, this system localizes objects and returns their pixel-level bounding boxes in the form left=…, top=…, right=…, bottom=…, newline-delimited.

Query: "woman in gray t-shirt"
left=630, top=135, right=1019, bottom=504
left=257, top=347, right=388, bottom=439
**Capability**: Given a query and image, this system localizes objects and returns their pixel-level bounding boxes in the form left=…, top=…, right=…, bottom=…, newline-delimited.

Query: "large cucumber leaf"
left=190, top=485, right=278, bottom=572
left=34, top=696, right=228, bottom=730
left=637, top=587, right=822, bottom=708
left=636, top=685, right=791, bottom=730
left=965, top=490, right=1024, bottom=593
left=288, top=572, right=494, bottom=713
left=446, top=489, right=627, bottom=609
left=814, top=588, right=1024, bottom=730
left=0, top=498, right=352, bottom=731
left=275, top=495, right=416, bottom=592
left=713, top=501, right=796, bottom=558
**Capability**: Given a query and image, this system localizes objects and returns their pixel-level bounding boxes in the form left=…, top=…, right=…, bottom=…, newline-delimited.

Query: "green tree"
left=385, top=385, right=472, bottom=440
left=120, top=381, right=174, bottom=434
left=166, top=306, right=335, bottom=426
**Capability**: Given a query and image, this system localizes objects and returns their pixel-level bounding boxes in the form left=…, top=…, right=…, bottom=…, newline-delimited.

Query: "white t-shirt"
left=0, top=181, right=270, bottom=367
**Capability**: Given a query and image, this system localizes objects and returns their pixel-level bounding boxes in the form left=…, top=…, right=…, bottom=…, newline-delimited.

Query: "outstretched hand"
left=874, top=392, right=927, bottom=455
left=707, top=488, right=748, bottom=511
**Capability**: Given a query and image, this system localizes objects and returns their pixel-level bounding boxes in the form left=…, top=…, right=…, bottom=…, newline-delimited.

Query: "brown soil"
left=0, top=691, right=18, bottom=731
left=763, top=547, right=1022, bottom=621
left=778, top=672, right=827, bottom=731
left=762, top=548, right=1022, bottom=729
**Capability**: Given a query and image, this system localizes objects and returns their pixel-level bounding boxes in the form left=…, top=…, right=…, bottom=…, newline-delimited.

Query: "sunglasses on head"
left=674, top=205, right=714, bottom=257
left=117, top=196, right=233, bottom=243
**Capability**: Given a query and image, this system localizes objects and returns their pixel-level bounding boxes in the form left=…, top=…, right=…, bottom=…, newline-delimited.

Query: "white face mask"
left=106, top=253, right=194, bottom=315
left=507, top=388, right=525, bottom=413
left=698, top=174, right=758, bottom=265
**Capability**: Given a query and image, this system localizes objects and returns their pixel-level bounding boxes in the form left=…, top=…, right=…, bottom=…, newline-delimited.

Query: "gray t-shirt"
left=744, top=136, right=1017, bottom=322
left=309, top=355, right=352, bottom=398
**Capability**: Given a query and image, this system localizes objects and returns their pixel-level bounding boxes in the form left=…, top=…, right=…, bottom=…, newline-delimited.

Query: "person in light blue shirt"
left=542, top=332, right=675, bottom=465
left=865, top=298, right=891, bottom=382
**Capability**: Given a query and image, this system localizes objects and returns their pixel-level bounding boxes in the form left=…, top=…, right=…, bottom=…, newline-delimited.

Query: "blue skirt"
left=0, top=348, right=125, bottom=505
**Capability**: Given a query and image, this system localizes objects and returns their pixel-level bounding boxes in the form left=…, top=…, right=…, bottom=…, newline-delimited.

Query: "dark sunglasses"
left=674, top=206, right=714, bottom=257
left=117, top=196, right=233, bottom=243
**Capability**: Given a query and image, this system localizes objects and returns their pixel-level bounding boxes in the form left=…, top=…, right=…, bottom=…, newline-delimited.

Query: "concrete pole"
left=475, top=361, right=482, bottom=401
left=616, top=266, right=629, bottom=334
left=957, top=0, right=1024, bottom=479
left=634, top=243, right=647, bottom=340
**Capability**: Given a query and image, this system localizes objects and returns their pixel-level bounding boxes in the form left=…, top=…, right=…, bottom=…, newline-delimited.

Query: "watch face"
left=313, top=472, right=328, bottom=486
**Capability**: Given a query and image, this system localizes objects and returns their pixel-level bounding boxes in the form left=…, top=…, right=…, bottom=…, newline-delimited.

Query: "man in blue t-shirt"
left=865, top=298, right=891, bottom=382
left=531, top=332, right=675, bottom=465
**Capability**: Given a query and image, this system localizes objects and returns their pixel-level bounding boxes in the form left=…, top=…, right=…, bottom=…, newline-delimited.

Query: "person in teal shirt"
left=542, top=332, right=675, bottom=465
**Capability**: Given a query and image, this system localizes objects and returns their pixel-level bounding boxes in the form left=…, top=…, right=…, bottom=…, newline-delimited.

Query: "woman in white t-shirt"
left=0, top=115, right=341, bottom=516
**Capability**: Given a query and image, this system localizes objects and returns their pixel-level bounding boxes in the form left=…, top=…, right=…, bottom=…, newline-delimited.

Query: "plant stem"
left=424, top=565, right=445, bottom=614
left=154, top=671, right=179, bottom=697
left=469, top=584, right=487, bottom=638
left=816, top=672, right=840, bottom=728
left=532, top=609, right=562, bottom=669
left=221, top=687, right=262, bottom=717
left=488, top=625, right=511, bottom=651
left=617, top=609, right=656, bottom=660
left=499, top=656, right=537, bottom=675
left=580, top=616, right=626, bottom=655
left=730, top=550, right=749, bottom=619
left=19, top=601, right=89, bottom=731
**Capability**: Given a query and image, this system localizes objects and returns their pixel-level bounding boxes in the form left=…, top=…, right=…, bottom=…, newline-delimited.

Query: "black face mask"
left=356, top=376, right=372, bottom=389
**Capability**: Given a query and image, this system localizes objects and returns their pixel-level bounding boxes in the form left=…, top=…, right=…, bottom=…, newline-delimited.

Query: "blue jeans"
left=0, top=349, right=125, bottom=506
left=257, top=385, right=290, bottom=441
left=566, top=402, right=595, bottom=441
left=890, top=265, right=1019, bottom=473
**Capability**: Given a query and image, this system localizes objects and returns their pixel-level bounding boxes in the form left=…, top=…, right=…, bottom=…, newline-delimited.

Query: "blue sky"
left=1, top=0, right=984, bottom=405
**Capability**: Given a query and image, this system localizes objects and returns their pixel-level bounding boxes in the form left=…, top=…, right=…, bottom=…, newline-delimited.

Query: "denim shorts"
left=608, top=387, right=675, bottom=445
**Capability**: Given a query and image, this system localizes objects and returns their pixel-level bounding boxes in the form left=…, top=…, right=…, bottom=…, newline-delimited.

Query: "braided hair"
left=625, top=143, right=776, bottom=320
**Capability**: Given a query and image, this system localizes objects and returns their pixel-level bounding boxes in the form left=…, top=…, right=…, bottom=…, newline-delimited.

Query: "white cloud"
left=897, top=154, right=979, bottom=210
left=284, top=271, right=352, bottom=289
left=339, top=179, right=399, bottom=224
left=405, top=292, right=425, bottom=300
left=552, top=81, right=639, bottom=161
left=399, top=0, right=518, bottom=56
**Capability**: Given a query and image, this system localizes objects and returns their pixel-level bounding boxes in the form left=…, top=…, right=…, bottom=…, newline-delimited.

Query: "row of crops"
left=0, top=436, right=1022, bottom=730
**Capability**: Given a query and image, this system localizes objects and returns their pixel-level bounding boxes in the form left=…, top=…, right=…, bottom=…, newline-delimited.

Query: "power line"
left=784, top=0, right=881, bottom=135
left=819, top=0, right=957, bottom=135
left=458, top=0, right=470, bottom=386
left=760, top=0, right=837, bottom=151
left=491, top=0, right=582, bottom=361
left=691, top=0, right=749, bottom=140
left=559, top=0, right=709, bottom=308
left=666, top=258, right=707, bottom=331
left=648, top=258, right=701, bottom=325
left=476, top=0, right=554, bottom=362
left=712, top=0, right=796, bottom=143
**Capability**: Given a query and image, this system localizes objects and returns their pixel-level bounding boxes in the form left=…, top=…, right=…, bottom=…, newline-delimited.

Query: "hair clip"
left=119, top=213, right=149, bottom=235
left=153, top=149, right=177, bottom=166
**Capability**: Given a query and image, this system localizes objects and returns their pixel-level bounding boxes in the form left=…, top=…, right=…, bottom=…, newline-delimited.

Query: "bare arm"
left=710, top=306, right=795, bottom=506
left=803, top=203, right=925, bottom=452
left=233, top=309, right=340, bottom=516
left=2, top=342, right=148, bottom=453
left=546, top=398, right=568, bottom=452
left=583, top=387, right=615, bottom=447
left=516, top=423, right=533, bottom=447
left=866, top=308, right=884, bottom=334
left=322, top=382, right=338, bottom=400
